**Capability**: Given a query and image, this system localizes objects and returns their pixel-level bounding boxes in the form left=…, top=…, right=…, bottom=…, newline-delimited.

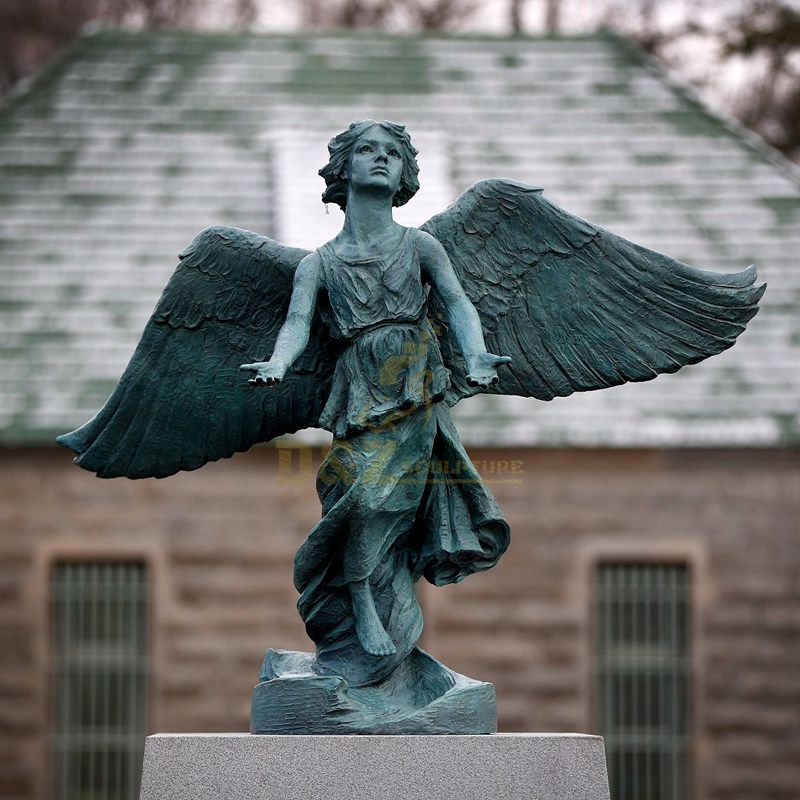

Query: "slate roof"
left=0, top=29, right=798, bottom=447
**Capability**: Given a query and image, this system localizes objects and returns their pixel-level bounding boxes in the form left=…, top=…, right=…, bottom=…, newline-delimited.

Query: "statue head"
left=319, top=120, right=420, bottom=211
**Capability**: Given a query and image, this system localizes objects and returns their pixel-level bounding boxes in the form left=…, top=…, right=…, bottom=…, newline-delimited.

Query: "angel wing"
left=57, top=227, right=339, bottom=479
left=422, top=179, right=766, bottom=404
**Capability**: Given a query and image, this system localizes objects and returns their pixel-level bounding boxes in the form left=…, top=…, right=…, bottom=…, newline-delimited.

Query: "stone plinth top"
left=138, top=732, right=611, bottom=800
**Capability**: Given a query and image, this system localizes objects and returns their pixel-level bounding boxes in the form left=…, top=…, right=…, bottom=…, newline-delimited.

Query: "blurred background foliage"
left=1, top=0, right=799, bottom=160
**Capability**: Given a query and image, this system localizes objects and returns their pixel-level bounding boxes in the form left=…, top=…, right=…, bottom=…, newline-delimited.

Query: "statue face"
left=346, top=126, right=404, bottom=199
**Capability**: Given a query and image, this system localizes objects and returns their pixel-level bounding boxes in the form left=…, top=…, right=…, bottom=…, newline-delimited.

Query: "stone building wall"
left=0, top=446, right=798, bottom=800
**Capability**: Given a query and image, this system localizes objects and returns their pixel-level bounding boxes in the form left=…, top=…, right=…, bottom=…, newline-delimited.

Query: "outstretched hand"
left=466, top=352, right=512, bottom=388
left=240, top=360, right=287, bottom=387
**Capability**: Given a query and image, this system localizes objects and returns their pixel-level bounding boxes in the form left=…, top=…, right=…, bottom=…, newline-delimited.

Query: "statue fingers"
left=249, top=374, right=282, bottom=387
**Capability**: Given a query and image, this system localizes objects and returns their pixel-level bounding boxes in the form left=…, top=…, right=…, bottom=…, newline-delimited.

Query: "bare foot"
left=356, top=616, right=397, bottom=656
left=349, top=579, right=397, bottom=656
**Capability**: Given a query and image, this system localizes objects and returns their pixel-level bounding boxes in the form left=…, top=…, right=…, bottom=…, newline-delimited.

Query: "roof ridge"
left=0, top=29, right=107, bottom=123
left=72, top=25, right=616, bottom=44
left=602, top=28, right=800, bottom=190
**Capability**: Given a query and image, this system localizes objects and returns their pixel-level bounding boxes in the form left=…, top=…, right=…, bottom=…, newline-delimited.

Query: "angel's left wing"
left=421, top=179, right=766, bottom=404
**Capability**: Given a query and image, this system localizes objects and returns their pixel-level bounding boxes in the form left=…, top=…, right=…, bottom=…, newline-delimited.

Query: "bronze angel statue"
left=59, top=120, right=764, bottom=734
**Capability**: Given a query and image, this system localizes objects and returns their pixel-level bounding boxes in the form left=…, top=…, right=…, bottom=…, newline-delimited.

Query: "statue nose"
left=375, top=151, right=388, bottom=163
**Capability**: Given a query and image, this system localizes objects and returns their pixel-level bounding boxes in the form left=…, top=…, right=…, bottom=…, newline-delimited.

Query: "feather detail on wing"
left=57, top=226, right=338, bottom=479
left=421, top=179, right=766, bottom=404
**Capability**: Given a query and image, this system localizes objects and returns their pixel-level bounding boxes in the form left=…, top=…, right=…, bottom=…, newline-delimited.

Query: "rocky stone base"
left=250, top=647, right=496, bottom=734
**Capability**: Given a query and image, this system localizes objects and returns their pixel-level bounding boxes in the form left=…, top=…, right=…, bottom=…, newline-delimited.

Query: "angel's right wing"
left=57, top=226, right=339, bottom=479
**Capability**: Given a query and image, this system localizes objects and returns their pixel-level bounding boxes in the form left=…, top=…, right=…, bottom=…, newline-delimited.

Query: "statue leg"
left=348, top=578, right=397, bottom=656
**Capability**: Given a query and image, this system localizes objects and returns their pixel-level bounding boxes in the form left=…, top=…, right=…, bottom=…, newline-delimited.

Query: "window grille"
left=593, top=563, right=691, bottom=800
left=51, top=562, right=149, bottom=800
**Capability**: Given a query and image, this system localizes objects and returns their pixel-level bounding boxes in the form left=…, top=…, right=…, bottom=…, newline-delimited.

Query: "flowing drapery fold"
left=295, top=403, right=509, bottom=686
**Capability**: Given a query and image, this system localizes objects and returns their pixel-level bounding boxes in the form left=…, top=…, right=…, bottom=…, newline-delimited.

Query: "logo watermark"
left=276, top=442, right=523, bottom=486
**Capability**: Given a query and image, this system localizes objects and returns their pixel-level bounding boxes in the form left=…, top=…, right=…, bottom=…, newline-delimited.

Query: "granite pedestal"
left=138, top=732, right=611, bottom=800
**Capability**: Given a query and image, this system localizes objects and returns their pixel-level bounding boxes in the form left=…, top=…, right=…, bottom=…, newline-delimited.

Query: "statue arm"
left=241, top=253, right=322, bottom=385
left=417, top=230, right=511, bottom=387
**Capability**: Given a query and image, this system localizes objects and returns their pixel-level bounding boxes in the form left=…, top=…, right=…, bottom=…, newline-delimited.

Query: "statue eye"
left=358, top=144, right=374, bottom=153
left=388, top=148, right=400, bottom=158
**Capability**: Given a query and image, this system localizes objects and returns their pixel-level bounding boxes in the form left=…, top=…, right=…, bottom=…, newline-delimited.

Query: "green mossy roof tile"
left=0, top=29, right=797, bottom=446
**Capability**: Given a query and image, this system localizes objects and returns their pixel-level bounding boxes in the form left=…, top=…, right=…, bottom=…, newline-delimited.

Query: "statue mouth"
left=370, top=167, right=389, bottom=176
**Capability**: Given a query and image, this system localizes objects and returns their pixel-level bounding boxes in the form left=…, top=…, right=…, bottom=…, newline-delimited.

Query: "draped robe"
left=293, top=227, right=510, bottom=686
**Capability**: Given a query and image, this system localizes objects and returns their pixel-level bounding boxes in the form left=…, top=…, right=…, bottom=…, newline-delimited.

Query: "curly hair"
left=319, top=120, right=420, bottom=211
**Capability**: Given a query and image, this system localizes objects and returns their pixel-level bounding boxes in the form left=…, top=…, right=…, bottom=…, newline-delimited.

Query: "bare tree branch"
left=402, top=0, right=478, bottom=30
left=634, top=0, right=800, bottom=160
left=544, top=0, right=559, bottom=35
left=509, top=0, right=524, bottom=34
left=0, top=0, right=254, bottom=95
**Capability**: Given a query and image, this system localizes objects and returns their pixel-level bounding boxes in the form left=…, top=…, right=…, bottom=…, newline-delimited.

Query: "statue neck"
left=341, top=191, right=395, bottom=245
